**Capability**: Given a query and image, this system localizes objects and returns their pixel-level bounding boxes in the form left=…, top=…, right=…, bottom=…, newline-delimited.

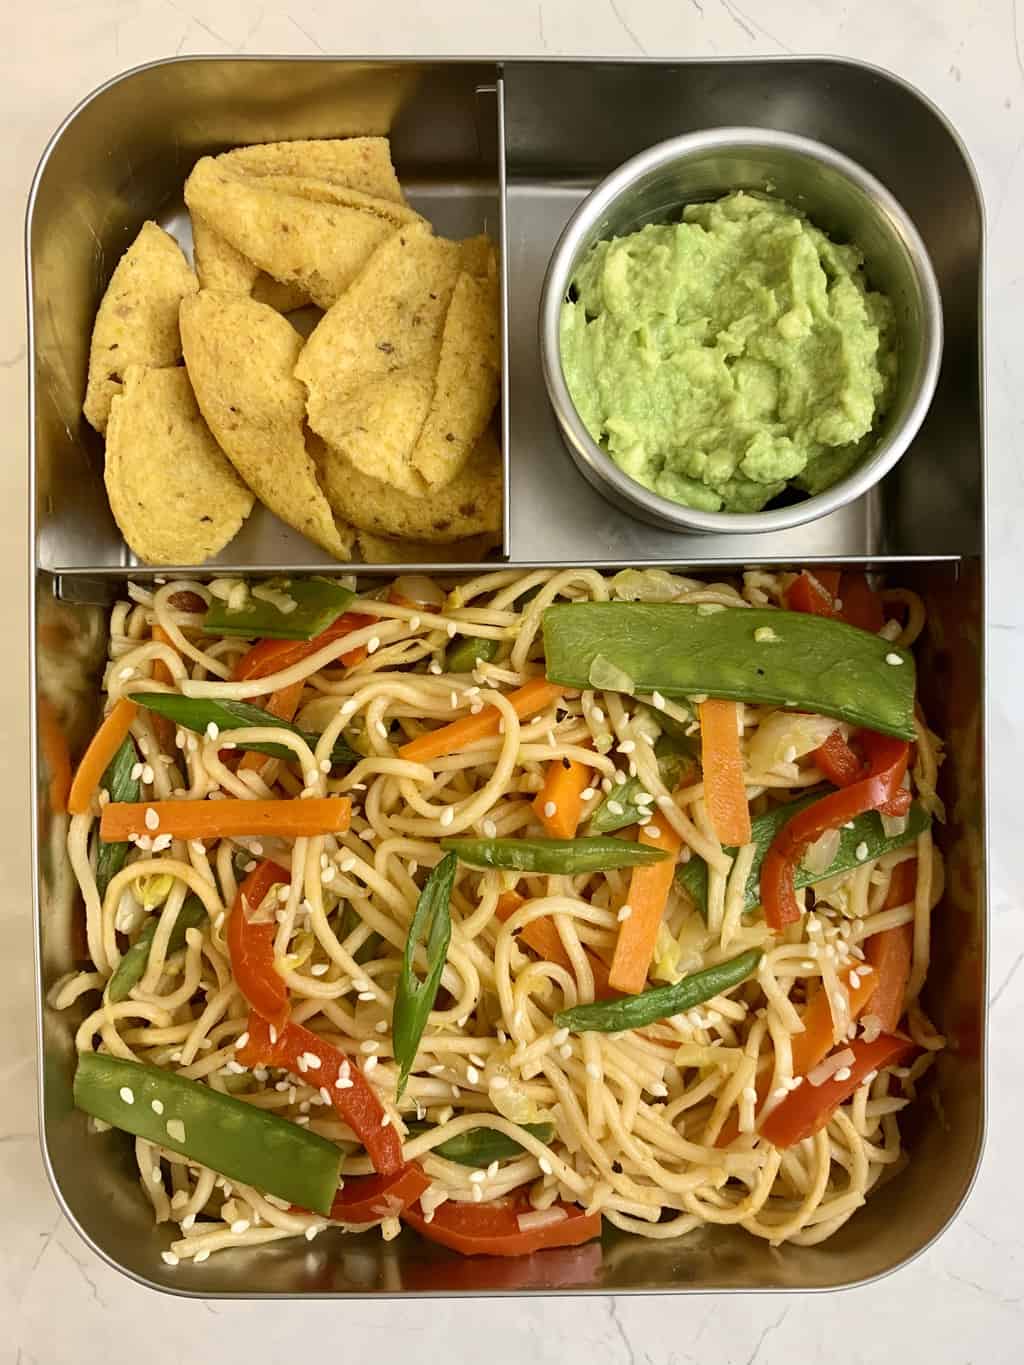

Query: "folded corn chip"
left=83, top=222, right=197, bottom=434
left=104, top=366, right=253, bottom=564
left=180, top=290, right=353, bottom=560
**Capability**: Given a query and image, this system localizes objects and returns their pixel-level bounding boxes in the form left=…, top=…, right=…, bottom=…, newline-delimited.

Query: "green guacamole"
left=560, top=192, right=896, bottom=513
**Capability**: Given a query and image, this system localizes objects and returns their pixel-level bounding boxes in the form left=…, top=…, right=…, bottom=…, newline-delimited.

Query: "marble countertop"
left=3, top=2, right=1020, bottom=1361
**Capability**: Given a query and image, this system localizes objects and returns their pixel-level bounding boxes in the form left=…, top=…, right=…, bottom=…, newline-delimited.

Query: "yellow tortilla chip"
left=411, top=270, right=501, bottom=487
left=218, top=138, right=404, bottom=203
left=83, top=222, right=197, bottom=434
left=318, top=424, right=502, bottom=543
left=357, top=530, right=499, bottom=564
left=192, top=213, right=311, bottom=313
left=180, top=291, right=352, bottom=560
left=183, top=158, right=419, bottom=309
left=104, top=366, right=253, bottom=564
left=296, top=224, right=462, bottom=488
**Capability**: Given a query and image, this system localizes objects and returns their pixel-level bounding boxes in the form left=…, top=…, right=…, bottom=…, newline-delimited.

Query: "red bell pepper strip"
left=813, top=729, right=863, bottom=786
left=838, top=572, right=886, bottom=634
left=785, top=571, right=837, bottom=617
left=759, top=1033, right=915, bottom=1149
left=232, top=611, right=379, bottom=684
left=401, top=1191, right=602, bottom=1258
left=863, top=858, right=918, bottom=1032
left=237, top=1013, right=404, bottom=1176
left=226, top=860, right=291, bottom=1030
left=760, top=731, right=912, bottom=931
left=324, top=1165, right=430, bottom=1224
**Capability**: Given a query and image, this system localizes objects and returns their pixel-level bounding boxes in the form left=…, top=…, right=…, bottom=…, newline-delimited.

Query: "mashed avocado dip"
left=559, top=191, right=896, bottom=513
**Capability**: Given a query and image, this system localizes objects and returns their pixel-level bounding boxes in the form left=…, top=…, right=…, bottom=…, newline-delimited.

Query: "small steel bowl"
left=539, top=127, right=943, bottom=535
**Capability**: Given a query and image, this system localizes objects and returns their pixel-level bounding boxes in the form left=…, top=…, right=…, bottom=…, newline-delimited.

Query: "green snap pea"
left=440, top=836, right=669, bottom=874
left=203, top=578, right=354, bottom=641
left=554, top=949, right=763, bottom=1034
left=95, top=735, right=140, bottom=900
left=445, top=636, right=499, bottom=673
left=74, top=1053, right=341, bottom=1215
left=542, top=602, right=916, bottom=739
left=589, top=736, right=696, bottom=834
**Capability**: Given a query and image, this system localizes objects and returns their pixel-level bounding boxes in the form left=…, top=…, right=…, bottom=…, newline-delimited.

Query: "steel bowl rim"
left=539, top=124, right=944, bottom=536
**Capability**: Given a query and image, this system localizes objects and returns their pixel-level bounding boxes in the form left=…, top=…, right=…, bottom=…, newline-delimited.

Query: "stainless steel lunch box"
left=538, top=128, right=943, bottom=536
left=28, top=55, right=986, bottom=1297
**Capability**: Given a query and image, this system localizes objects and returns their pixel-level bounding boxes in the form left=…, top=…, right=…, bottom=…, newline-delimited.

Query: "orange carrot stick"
left=608, top=812, right=683, bottom=995
left=238, top=679, right=307, bottom=776
left=99, top=796, right=351, bottom=842
left=399, top=678, right=565, bottom=763
left=68, top=698, right=138, bottom=816
left=532, top=750, right=592, bottom=839
left=789, top=966, right=879, bottom=1076
left=495, top=891, right=614, bottom=998
left=700, top=699, right=751, bottom=847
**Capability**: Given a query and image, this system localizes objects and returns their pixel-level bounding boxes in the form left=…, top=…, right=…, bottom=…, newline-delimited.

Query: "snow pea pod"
left=203, top=578, right=354, bottom=641
left=542, top=603, right=916, bottom=739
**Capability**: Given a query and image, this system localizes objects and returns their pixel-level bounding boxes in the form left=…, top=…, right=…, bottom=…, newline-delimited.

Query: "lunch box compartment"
left=32, top=557, right=985, bottom=1296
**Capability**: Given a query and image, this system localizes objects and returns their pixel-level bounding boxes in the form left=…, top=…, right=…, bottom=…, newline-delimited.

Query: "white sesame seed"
left=469, top=1170, right=486, bottom=1184
left=617, top=904, right=633, bottom=922
left=855, top=842, right=869, bottom=861
left=618, top=740, right=636, bottom=755
left=486, top=1161, right=499, bottom=1179
left=144, top=807, right=160, bottom=831
left=539, top=1157, right=553, bottom=1175
left=367, top=637, right=381, bottom=655
left=310, top=963, right=329, bottom=977
left=885, top=653, right=903, bottom=666
left=161, top=1251, right=180, bottom=1266
left=614, top=770, right=627, bottom=786
left=607, top=800, right=624, bottom=816
left=375, top=1020, right=388, bottom=1034
left=482, top=819, right=497, bottom=838
left=559, top=1043, right=573, bottom=1060
left=304, top=1225, right=319, bottom=1241
left=429, top=661, right=443, bottom=675
left=152, top=1166, right=162, bottom=1184
left=360, top=1040, right=379, bottom=1055
left=205, top=722, right=220, bottom=742
left=130, top=762, right=144, bottom=781
left=585, top=1062, right=601, bottom=1080
left=580, top=787, right=595, bottom=801
left=591, top=707, right=605, bottom=724
left=119, top=1087, right=134, bottom=1105
left=193, top=1249, right=210, bottom=1263
left=269, top=1024, right=278, bottom=1046
left=742, top=1086, right=758, bottom=1102
left=834, top=1067, right=853, bottom=1082
left=380, top=1113, right=391, bottom=1128
left=439, top=807, right=455, bottom=828
left=409, top=616, right=421, bottom=631
left=652, top=691, right=666, bottom=711
left=142, top=764, right=155, bottom=784
left=231, top=1218, right=250, bottom=1235
left=543, top=801, right=557, bottom=819
left=466, top=1066, right=480, bottom=1084
left=772, top=1087, right=789, bottom=1101
left=358, top=990, right=376, bottom=1002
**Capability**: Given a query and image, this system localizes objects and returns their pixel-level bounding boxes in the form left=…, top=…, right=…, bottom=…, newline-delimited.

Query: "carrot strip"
left=608, top=813, right=683, bottom=995
left=789, top=966, right=879, bottom=1076
left=147, top=625, right=178, bottom=751
left=238, top=679, right=307, bottom=776
left=399, top=678, right=565, bottom=763
left=99, top=796, right=351, bottom=842
left=495, top=891, right=613, bottom=998
left=699, top=699, right=751, bottom=847
left=68, top=698, right=138, bottom=816
left=863, top=858, right=917, bottom=1031
left=38, top=698, right=72, bottom=815
left=533, top=750, right=592, bottom=839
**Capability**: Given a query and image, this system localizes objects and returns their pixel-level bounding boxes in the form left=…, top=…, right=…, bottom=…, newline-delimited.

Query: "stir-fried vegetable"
left=107, top=895, right=207, bottom=1004
left=131, top=693, right=359, bottom=767
left=203, top=578, right=355, bottom=641
left=399, top=677, right=566, bottom=763
left=407, top=1121, right=556, bottom=1168
left=237, top=1013, right=403, bottom=1176
left=700, top=699, right=752, bottom=846
left=788, top=965, right=879, bottom=1076
left=677, top=796, right=930, bottom=920
left=555, top=948, right=762, bottom=1034
left=393, top=852, right=457, bottom=1099
left=865, top=859, right=918, bottom=1031
left=533, top=752, right=592, bottom=839
left=494, top=891, right=614, bottom=998
left=589, top=736, right=694, bottom=834
left=237, top=678, right=308, bottom=777
left=760, top=733, right=912, bottom=931
left=74, top=1053, right=341, bottom=1214
left=401, top=1191, right=602, bottom=1257
left=445, top=636, right=500, bottom=673
left=99, top=796, right=351, bottom=842
left=608, top=813, right=683, bottom=995
left=94, top=734, right=140, bottom=900
left=759, top=1034, right=915, bottom=1149
left=542, top=603, right=916, bottom=739
left=325, top=1166, right=430, bottom=1224
left=441, top=835, right=669, bottom=875
left=68, top=698, right=138, bottom=816
left=226, top=860, right=291, bottom=1029
left=231, top=609, right=377, bottom=684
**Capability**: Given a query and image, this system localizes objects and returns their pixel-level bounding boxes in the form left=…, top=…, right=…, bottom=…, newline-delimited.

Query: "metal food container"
left=538, top=128, right=943, bottom=536
left=28, top=55, right=986, bottom=1297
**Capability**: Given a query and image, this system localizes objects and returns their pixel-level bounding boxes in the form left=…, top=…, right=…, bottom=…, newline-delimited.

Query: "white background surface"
left=2, top=3, right=1020, bottom=1362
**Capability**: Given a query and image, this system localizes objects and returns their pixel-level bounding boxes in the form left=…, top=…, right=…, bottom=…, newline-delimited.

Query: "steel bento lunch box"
left=28, top=55, right=986, bottom=1296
